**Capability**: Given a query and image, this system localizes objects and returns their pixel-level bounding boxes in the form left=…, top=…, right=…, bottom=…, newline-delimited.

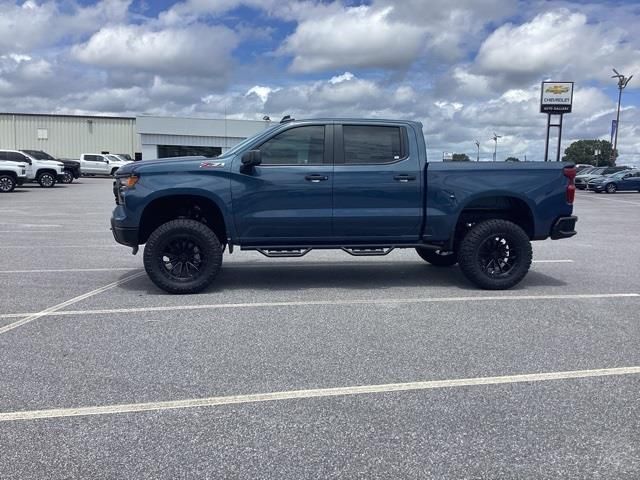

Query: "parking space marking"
left=0, top=271, right=145, bottom=335
left=576, top=195, right=640, bottom=207
left=0, top=292, right=637, bottom=320
left=1, top=245, right=120, bottom=248
left=1, top=366, right=639, bottom=422
left=0, top=267, right=135, bottom=274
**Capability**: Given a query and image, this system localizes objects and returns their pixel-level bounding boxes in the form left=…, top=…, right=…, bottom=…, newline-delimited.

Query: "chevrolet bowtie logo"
left=545, top=85, right=570, bottom=95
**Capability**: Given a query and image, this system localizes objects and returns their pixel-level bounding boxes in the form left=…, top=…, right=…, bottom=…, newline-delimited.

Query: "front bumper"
left=111, top=217, right=139, bottom=247
left=550, top=216, right=578, bottom=240
left=587, top=183, right=605, bottom=191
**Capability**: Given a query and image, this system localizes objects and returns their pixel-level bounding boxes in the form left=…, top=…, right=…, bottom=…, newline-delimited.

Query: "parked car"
left=111, top=117, right=577, bottom=294
left=0, top=149, right=64, bottom=187
left=575, top=164, right=593, bottom=173
left=21, top=150, right=80, bottom=184
left=587, top=169, right=640, bottom=193
left=575, top=166, right=630, bottom=189
left=80, top=153, right=132, bottom=176
left=0, top=159, right=28, bottom=192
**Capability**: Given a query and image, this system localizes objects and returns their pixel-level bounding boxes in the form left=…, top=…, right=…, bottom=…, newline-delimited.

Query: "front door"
left=332, top=124, right=423, bottom=241
left=231, top=124, right=333, bottom=244
left=620, top=171, right=640, bottom=191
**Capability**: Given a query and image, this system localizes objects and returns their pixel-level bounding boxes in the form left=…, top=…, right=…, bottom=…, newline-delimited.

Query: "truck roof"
left=283, top=118, right=423, bottom=128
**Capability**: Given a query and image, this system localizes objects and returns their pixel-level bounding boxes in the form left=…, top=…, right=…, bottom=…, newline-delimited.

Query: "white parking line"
left=577, top=194, right=640, bottom=206
left=1, top=366, right=639, bottom=422
left=0, top=245, right=120, bottom=248
left=0, top=293, right=637, bottom=320
left=0, top=271, right=145, bottom=335
left=0, top=259, right=573, bottom=274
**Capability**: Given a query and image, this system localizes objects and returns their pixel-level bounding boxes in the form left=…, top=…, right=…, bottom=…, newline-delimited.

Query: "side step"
left=257, top=248, right=311, bottom=258
left=341, top=247, right=394, bottom=256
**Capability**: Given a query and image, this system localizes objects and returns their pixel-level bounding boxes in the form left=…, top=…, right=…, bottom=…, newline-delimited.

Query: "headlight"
left=119, top=175, right=139, bottom=188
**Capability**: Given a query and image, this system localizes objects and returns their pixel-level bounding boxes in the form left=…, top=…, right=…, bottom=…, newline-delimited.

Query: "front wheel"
left=0, top=174, right=16, bottom=193
left=37, top=172, right=56, bottom=188
left=457, top=219, right=532, bottom=290
left=416, top=247, right=457, bottom=267
left=143, top=219, right=223, bottom=294
left=605, top=183, right=617, bottom=193
left=110, top=168, right=119, bottom=176
left=61, top=170, right=74, bottom=184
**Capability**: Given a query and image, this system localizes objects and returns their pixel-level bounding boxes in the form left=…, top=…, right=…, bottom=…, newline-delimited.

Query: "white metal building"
left=0, top=112, right=139, bottom=159
left=136, top=115, right=272, bottom=160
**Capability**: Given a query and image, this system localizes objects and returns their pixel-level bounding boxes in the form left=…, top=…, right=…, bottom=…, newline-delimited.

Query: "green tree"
left=562, top=140, right=617, bottom=166
left=505, top=156, right=520, bottom=162
left=452, top=153, right=471, bottom=161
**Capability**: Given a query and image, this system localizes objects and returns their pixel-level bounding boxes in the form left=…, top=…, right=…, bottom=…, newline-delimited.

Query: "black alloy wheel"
left=143, top=219, right=223, bottom=294
left=61, top=171, right=74, bottom=184
left=458, top=219, right=532, bottom=290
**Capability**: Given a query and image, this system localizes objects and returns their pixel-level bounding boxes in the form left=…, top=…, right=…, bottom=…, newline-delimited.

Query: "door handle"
left=305, top=174, right=329, bottom=183
left=393, top=175, right=416, bottom=183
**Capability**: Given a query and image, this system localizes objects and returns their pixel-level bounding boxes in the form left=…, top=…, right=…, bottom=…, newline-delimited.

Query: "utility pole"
left=492, top=133, right=502, bottom=162
left=475, top=140, right=480, bottom=162
left=610, top=69, right=633, bottom=164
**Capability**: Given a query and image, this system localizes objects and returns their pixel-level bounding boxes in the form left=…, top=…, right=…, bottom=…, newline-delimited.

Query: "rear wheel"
left=37, top=172, right=56, bottom=188
left=0, top=174, right=16, bottom=192
left=143, top=219, right=223, bottom=294
left=458, top=219, right=532, bottom=290
left=416, top=247, right=457, bottom=267
left=605, top=183, right=617, bottom=193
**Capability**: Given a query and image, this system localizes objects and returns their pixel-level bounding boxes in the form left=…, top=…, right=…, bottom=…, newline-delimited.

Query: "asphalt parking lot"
left=1, top=178, right=639, bottom=479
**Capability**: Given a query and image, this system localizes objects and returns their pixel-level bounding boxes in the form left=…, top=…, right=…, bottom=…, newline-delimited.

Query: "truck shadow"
left=119, top=262, right=567, bottom=294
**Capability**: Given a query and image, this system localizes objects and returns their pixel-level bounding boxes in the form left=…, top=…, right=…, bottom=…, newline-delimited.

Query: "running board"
left=341, top=247, right=394, bottom=256
left=257, top=248, right=311, bottom=258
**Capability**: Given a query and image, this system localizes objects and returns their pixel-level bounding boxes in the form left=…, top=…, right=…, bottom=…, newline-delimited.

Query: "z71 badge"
left=200, top=161, right=225, bottom=168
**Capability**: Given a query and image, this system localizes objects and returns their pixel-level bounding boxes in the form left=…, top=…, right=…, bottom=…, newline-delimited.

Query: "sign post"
left=541, top=81, right=573, bottom=161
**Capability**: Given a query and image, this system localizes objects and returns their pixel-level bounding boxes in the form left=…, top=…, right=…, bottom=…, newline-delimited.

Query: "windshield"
left=577, top=167, right=594, bottom=175
left=22, top=150, right=55, bottom=160
left=218, top=125, right=279, bottom=158
left=107, top=155, right=122, bottom=162
left=581, top=167, right=605, bottom=176
left=608, top=171, right=634, bottom=179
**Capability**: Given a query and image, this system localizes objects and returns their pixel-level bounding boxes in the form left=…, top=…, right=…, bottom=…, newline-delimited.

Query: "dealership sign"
left=540, top=81, right=573, bottom=113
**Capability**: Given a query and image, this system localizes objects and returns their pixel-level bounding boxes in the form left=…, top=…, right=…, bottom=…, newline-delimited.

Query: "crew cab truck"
left=0, top=149, right=64, bottom=187
left=80, top=153, right=132, bottom=176
left=0, top=160, right=28, bottom=192
left=111, top=118, right=577, bottom=294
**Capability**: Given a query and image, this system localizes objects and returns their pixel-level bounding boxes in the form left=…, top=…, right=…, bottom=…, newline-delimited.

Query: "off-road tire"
left=37, top=171, right=56, bottom=188
left=415, top=247, right=457, bottom=267
left=143, top=219, right=223, bottom=294
left=458, top=219, right=532, bottom=290
left=0, top=174, right=16, bottom=192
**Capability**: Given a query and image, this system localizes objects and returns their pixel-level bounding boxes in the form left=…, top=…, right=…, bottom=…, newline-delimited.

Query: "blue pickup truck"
left=111, top=118, right=577, bottom=293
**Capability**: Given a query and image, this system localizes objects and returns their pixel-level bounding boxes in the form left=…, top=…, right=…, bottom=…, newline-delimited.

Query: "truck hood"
left=118, top=156, right=228, bottom=175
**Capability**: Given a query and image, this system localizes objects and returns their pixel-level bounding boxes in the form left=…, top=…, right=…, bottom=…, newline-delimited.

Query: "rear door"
left=331, top=124, right=423, bottom=240
left=231, top=124, right=333, bottom=244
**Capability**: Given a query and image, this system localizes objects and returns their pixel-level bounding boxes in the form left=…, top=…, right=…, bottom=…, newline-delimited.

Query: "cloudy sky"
left=1, top=0, right=639, bottom=163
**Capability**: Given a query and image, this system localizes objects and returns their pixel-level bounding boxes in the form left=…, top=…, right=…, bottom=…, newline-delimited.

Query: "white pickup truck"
left=0, top=149, right=64, bottom=187
left=0, top=160, right=28, bottom=192
left=80, top=153, right=133, bottom=176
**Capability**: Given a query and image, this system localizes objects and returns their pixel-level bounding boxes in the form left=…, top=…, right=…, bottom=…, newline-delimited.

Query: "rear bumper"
left=550, top=216, right=578, bottom=240
left=111, top=217, right=139, bottom=247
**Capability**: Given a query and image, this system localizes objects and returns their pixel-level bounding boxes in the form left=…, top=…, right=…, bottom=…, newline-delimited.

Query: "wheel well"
left=0, top=171, right=17, bottom=180
left=455, top=196, right=534, bottom=243
left=138, top=195, right=227, bottom=245
left=37, top=169, right=57, bottom=177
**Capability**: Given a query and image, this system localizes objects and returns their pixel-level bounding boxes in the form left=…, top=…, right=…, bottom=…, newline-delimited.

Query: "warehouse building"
left=0, top=112, right=271, bottom=161
left=0, top=112, right=139, bottom=160
left=136, top=115, right=271, bottom=160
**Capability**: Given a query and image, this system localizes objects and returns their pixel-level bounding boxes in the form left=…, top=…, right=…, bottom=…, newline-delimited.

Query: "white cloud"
left=72, top=23, right=238, bottom=80
left=281, top=5, right=426, bottom=73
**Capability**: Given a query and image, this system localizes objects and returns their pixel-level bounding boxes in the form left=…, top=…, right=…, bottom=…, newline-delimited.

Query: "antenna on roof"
left=280, top=115, right=294, bottom=124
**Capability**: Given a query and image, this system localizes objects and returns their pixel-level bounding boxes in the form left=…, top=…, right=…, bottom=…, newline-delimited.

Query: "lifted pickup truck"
left=111, top=118, right=577, bottom=293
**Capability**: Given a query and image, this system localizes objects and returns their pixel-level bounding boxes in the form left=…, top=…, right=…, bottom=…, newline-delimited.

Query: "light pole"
left=492, top=133, right=502, bottom=162
left=610, top=69, right=633, bottom=163
left=475, top=140, right=480, bottom=162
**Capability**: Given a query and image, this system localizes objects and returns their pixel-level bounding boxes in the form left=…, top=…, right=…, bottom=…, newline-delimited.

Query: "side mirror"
left=241, top=149, right=262, bottom=168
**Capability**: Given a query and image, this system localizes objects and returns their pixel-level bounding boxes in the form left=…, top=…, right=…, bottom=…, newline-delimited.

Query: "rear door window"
left=343, top=125, right=404, bottom=164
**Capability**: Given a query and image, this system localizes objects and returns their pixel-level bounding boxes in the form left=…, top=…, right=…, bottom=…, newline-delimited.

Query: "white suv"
left=80, top=153, right=133, bottom=176
left=0, top=149, right=64, bottom=188
left=0, top=160, right=28, bottom=192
